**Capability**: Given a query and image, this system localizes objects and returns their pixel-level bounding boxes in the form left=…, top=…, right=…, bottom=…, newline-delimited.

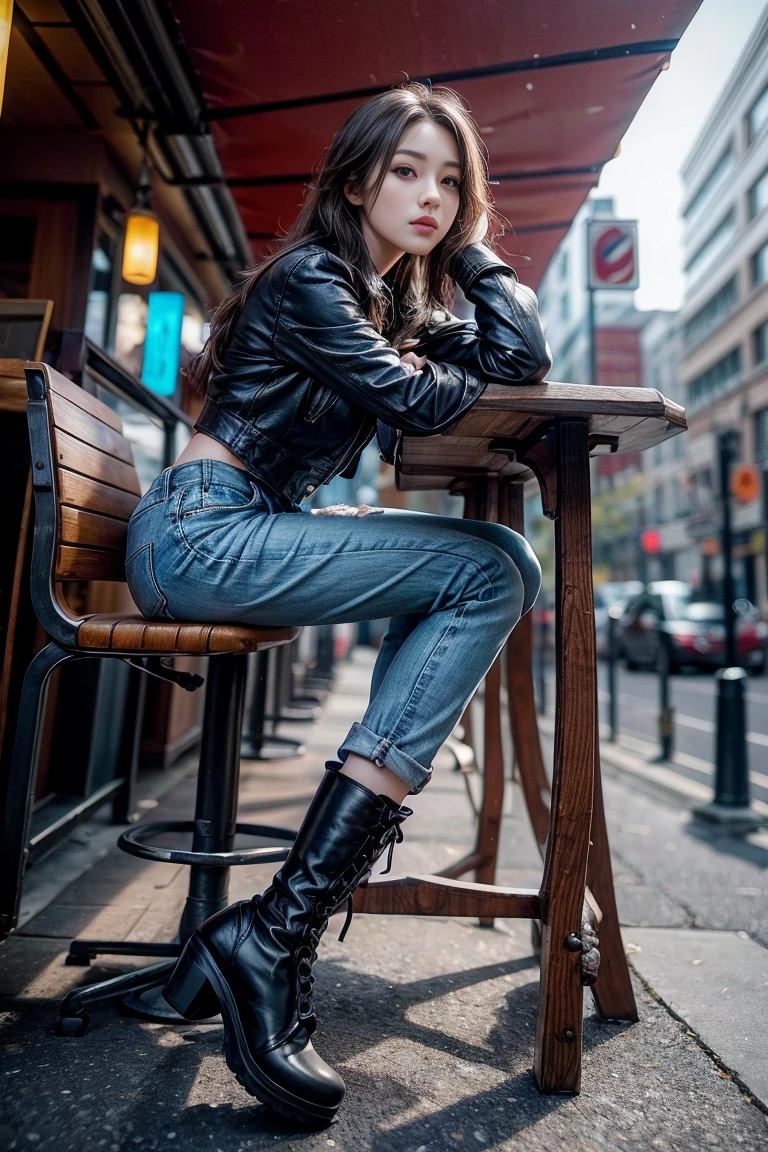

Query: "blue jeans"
left=125, top=461, right=541, bottom=794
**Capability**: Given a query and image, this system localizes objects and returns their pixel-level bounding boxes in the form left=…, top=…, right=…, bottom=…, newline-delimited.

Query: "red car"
left=619, top=582, right=767, bottom=674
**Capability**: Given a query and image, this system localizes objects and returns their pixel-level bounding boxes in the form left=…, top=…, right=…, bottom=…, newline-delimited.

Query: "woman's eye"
left=442, top=176, right=461, bottom=188
left=394, top=165, right=415, bottom=177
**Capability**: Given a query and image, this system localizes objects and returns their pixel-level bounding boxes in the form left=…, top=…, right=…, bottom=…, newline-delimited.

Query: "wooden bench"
left=354, top=382, right=687, bottom=1094
left=0, top=363, right=301, bottom=1033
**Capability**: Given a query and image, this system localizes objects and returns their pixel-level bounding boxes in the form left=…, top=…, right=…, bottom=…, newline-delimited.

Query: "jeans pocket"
left=180, top=481, right=260, bottom=519
left=125, top=541, right=174, bottom=620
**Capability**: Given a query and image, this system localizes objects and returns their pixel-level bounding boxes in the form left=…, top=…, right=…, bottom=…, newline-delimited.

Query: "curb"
left=536, top=713, right=768, bottom=824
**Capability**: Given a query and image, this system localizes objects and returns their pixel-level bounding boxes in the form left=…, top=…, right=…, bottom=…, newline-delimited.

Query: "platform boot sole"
left=163, top=936, right=339, bottom=1125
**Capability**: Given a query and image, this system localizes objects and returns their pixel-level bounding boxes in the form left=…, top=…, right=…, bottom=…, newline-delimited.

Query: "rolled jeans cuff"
left=338, top=721, right=432, bottom=795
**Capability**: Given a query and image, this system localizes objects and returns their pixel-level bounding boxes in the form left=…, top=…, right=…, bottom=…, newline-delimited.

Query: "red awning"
left=169, top=1, right=701, bottom=287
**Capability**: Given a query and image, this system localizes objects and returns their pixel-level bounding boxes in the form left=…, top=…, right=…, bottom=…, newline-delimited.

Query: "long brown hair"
left=186, top=82, right=500, bottom=394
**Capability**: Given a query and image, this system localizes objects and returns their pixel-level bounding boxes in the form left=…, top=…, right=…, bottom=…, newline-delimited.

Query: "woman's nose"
left=420, top=181, right=441, bottom=208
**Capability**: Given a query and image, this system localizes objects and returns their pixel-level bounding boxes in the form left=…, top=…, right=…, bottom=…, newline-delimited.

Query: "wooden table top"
left=397, top=381, right=687, bottom=491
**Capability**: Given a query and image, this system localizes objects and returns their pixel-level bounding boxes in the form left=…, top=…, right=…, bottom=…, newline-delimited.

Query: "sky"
left=596, top=0, right=767, bottom=310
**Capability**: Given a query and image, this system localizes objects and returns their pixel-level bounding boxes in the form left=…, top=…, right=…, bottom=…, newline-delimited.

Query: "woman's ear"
left=344, top=179, right=364, bottom=207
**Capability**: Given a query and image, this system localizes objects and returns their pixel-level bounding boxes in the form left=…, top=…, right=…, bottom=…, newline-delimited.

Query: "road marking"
left=598, top=690, right=768, bottom=745
left=599, top=724, right=768, bottom=791
left=593, top=670, right=768, bottom=707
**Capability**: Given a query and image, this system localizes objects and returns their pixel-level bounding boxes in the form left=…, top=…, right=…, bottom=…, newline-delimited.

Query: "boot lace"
left=294, top=810, right=407, bottom=1020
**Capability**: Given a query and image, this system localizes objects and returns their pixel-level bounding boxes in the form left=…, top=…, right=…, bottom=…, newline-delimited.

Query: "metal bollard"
left=607, top=607, right=621, bottom=742
left=536, top=612, right=548, bottom=716
left=694, top=666, right=767, bottom=832
left=654, top=643, right=674, bottom=762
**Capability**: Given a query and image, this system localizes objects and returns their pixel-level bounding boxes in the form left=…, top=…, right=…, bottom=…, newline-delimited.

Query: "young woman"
left=126, top=82, right=550, bottom=1124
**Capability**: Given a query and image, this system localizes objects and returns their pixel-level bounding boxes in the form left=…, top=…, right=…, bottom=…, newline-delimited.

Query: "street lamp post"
left=719, top=430, right=738, bottom=667
left=695, top=429, right=767, bottom=832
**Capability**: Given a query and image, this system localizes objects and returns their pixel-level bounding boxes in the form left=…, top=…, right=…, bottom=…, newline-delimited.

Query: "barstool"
left=0, top=363, right=301, bottom=1033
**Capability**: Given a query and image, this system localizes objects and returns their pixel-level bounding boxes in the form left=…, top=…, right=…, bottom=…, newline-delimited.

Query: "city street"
left=2, top=647, right=767, bottom=1150
left=545, top=663, right=768, bottom=806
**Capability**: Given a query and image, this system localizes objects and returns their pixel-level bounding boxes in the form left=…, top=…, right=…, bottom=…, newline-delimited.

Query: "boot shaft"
left=260, top=764, right=411, bottom=932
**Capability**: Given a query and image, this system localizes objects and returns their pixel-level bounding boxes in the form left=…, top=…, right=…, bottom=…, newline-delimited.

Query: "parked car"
left=594, top=581, right=644, bottom=658
left=619, top=581, right=767, bottom=674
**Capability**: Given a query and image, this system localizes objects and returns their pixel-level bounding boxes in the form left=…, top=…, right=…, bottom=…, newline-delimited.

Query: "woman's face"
left=345, top=119, right=463, bottom=275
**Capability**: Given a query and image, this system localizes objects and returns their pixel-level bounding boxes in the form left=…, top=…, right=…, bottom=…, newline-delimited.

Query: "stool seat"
left=76, top=613, right=300, bottom=655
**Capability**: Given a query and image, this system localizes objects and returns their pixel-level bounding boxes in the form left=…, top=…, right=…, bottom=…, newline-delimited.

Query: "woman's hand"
left=310, top=504, right=384, bottom=517
left=398, top=350, right=427, bottom=375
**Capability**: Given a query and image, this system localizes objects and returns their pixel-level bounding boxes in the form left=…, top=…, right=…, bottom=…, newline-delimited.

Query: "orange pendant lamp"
left=122, top=155, right=160, bottom=287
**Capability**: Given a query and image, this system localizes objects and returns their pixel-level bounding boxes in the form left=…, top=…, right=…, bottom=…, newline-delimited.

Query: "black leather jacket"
left=195, top=241, right=551, bottom=506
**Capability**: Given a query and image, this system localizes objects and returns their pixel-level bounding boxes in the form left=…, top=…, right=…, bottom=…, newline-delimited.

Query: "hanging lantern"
left=122, top=157, right=160, bottom=286
left=122, top=207, right=160, bottom=285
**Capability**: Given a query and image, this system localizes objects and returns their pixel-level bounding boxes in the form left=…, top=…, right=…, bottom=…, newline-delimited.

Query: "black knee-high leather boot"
left=163, top=763, right=411, bottom=1123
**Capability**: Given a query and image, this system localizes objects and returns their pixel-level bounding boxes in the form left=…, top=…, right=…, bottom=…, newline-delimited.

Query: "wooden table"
left=353, top=381, right=686, bottom=1095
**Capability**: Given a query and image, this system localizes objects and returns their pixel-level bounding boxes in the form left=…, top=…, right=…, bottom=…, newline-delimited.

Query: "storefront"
left=0, top=1, right=248, bottom=861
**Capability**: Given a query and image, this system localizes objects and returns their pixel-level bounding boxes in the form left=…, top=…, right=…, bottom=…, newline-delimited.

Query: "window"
left=653, top=484, right=665, bottom=524
left=559, top=250, right=569, bottom=279
left=84, top=233, right=116, bottom=349
left=752, top=239, right=768, bottom=287
left=690, top=467, right=715, bottom=519
left=688, top=347, right=742, bottom=411
left=756, top=408, right=768, bottom=465
left=754, top=320, right=768, bottom=366
left=748, top=85, right=768, bottom=143
left=559, top=293, right=570, bottom=322
left=683, top=148, right=734, bottom=231
left=685, top=212, right=736, bottom=288
left=683, top=276, right=737, bottom=348
left=673, top=478, right=690, bottom=518
left=749, top=167, right=768, bottom=218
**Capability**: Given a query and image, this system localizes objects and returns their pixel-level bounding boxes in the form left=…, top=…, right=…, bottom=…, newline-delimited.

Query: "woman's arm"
left=273, top=248, right=491, bottom=436
left=402, top=243, right=552, bottom=384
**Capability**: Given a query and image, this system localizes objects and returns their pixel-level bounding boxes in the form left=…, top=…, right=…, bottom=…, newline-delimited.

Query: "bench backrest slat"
left=28, top=364, right=144, bottom=582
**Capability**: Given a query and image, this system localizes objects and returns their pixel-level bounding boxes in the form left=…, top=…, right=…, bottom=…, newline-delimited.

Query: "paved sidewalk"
left=1, top=648, right=767, bottom=1151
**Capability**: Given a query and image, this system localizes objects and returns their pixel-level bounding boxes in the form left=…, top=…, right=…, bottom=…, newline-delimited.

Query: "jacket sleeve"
left=272, top=249, right=490, bottom=436
left=407, top=243, right=552, bottom=384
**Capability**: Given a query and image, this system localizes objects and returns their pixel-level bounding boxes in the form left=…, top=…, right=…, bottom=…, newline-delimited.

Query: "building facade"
left=679, top=9, right=768, bottom=612
left=536, top=195, right=662, bottom=583
left=640, top=311, right=693, bottom=581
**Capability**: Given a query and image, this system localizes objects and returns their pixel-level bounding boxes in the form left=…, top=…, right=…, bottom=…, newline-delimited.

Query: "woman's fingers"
left=399, top=351, right=427, bottom=374
left=310, top=504, right=384, bottom=517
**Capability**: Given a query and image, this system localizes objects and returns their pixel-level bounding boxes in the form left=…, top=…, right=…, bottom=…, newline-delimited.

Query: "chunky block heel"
left=163, top=938, right=219, bottom=1021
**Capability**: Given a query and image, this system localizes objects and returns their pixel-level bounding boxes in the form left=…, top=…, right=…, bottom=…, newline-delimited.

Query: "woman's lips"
left=410, top=221, right=438, bottom=234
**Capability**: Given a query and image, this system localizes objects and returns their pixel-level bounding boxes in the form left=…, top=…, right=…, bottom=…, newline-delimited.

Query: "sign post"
left=585, top=219, right=639, bottom=386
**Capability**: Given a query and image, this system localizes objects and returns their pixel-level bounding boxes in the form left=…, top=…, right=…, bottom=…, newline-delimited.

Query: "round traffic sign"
left=731, top=464, right=760, bottom=503
left=592, top=225, right=636, bottom=286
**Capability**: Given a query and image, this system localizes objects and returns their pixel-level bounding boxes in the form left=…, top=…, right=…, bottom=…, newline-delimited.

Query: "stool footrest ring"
left=117, top=821, right=297, bottom=867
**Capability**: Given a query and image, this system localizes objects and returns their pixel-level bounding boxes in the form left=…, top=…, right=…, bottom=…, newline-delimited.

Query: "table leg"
left=458, top=483, right=483, bottom=761
left=473, top=480, right=505, bottom=925
left=503, top=477, right=638, bottom=1025
left=534, top=419, right=595, bottom=1095
left=587, top=704, right=639, bottom=1021
left=501, top=480, right=551, bottom=848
